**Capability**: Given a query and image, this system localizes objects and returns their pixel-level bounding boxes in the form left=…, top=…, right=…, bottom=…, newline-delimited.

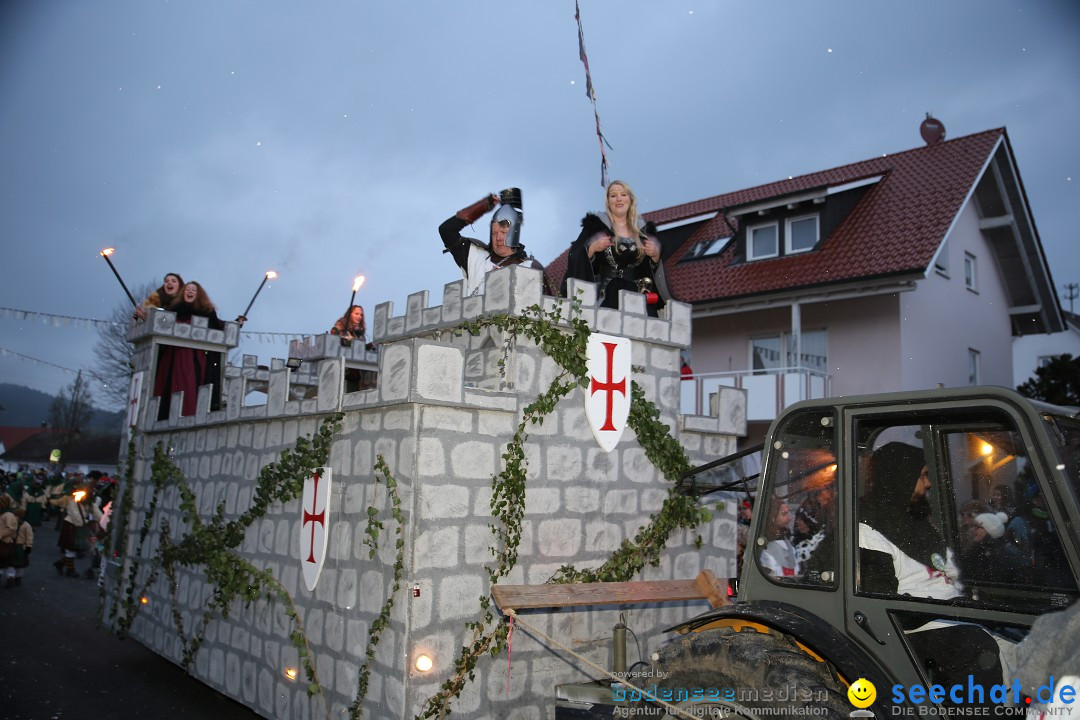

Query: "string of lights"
left=0, top=306, right=309, bottom=343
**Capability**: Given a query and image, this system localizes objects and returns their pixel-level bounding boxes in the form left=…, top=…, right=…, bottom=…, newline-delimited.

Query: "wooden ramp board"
left=491, top=570, right=729, bottom=611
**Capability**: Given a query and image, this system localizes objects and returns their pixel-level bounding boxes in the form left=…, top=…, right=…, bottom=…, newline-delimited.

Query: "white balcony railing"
left=680, top=367, right=831, bottom=422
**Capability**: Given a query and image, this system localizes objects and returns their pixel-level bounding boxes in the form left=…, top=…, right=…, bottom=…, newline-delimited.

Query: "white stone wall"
left=106, top=264, right=745, bottom=720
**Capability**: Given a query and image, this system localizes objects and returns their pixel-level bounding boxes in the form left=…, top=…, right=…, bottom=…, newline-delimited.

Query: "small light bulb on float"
left=414, top=654, right=434, bottom=673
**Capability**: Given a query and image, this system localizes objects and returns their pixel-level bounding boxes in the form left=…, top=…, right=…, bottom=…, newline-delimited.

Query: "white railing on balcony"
left=680, top=367, right=831, bottom=422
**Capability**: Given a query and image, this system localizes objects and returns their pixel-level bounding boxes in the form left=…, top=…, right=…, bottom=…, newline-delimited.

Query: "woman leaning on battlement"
left=561, top=180, right=670, bottom=317
left=134, top=272, right=184, bottom=320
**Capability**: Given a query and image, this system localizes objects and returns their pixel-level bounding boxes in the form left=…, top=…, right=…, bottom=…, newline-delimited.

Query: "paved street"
left=0, top=521, right=261, bottom=720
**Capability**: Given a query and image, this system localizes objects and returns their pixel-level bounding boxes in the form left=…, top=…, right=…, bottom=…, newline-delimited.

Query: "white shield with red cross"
left=300, top=467, right=332, bottom=591
left=584, top=333, right=632, bottom=452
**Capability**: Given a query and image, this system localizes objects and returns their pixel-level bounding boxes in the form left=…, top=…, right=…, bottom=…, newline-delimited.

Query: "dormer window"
left=786, top=214, right=819, bottom=254
left=687, top=236, right=732, bottom=259
left=747, top=222, right=779, bottom=260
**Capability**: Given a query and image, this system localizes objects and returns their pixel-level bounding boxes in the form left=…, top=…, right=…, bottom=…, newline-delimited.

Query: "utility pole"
left=1065, top=283, right=1079, bottom=315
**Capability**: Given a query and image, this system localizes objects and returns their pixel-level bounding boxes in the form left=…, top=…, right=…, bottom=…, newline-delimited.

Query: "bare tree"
left=92, top=281, right=156, bottom=410
left=49, top=370, right=95, bottom=459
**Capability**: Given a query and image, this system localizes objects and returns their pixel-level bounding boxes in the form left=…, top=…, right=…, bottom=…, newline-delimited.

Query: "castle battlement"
left=372, top=264, right=692, bottom=349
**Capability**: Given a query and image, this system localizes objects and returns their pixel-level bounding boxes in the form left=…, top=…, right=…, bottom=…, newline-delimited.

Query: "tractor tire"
left=626, top=625, right=855, bottom=719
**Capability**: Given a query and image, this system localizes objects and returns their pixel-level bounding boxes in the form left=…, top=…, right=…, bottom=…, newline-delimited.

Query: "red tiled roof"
left=547, top=129, right=1005, bottom=305
left=0, top=426, right=50, bottom=451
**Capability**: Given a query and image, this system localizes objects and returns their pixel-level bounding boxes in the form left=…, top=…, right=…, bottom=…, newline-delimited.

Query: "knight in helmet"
left=439, top=188, right=542, bottom=296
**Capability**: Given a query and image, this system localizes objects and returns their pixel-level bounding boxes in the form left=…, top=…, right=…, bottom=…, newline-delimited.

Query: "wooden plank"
left=695, top=569, right=730, bottom=608
left=491, top=571, right=730, bottom=611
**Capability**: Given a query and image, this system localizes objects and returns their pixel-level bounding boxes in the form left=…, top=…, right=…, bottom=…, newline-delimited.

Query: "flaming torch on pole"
left=239, top=270, right=277, bottom=323
left=349, top=275, right=365, bottom=309
left=99, top=248, right=139, bottom=309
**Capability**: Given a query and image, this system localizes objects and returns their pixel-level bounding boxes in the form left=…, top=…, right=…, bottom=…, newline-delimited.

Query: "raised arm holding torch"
left=239, top=270, right=277, bottom=323
left=349, top=275, right=365, bottom=309
left=100, top=248, right=138, bottom=309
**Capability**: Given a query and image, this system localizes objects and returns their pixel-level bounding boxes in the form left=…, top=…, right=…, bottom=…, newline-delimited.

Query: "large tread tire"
left=626, top=625, right=855, bottom=719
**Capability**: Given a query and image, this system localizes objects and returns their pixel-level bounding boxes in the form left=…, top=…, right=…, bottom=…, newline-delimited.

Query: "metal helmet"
left=492, top=187, right=524, bottom=249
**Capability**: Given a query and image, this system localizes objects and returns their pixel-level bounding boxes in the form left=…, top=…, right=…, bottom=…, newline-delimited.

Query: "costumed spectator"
left=52, top=484, right=101, bottom=578
left=153, top=281, right=226, bottom=419
left=439, top=188, right=543, bottom=296
left=0, top=495, right=17, bottom=581
left=135, top=272, right=184, bottom=320
left=759, top=497, right=797, bottom=577
left=561, top=180, right=670, bottom=316
left=859, top=441, right=962, bottom=599
left=20, top=474, right=47, bottom=528
left=989, top=482, right=1032, bottom=561
left=961, top=511, right=1027, bottom=584
left=45, top=472, right=66, bottom=522
left=4, top=507, right=33, bottom=587
left=792, top=496, right=833, bottom=580
left=957, top=498, right=990, bottom=553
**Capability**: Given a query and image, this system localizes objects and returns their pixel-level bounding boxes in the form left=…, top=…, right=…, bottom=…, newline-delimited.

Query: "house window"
left=964, top=253, right=977, bottom=292
left=1037, top=355, right=1055, bottom=369
left=968, top=348, right=980, bottom=385
left=786, top=215, right=819, bottom=254
left=751, top=330, right=828, bottom=374
left=747, top=222, right=779, bottom=260
left=687, top=236, right=731, bottom=259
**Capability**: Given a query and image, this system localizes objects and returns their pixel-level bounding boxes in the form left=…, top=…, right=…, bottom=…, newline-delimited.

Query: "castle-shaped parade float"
left=101, top=264, right=746, bottom=719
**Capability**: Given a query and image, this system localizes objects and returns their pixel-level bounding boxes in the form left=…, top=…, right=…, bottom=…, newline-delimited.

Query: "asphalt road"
left=0, top=520, right=261, bottom=720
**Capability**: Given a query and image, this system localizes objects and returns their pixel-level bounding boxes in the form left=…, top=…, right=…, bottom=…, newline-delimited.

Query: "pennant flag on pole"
left=575, top=1, right=611, bottom=186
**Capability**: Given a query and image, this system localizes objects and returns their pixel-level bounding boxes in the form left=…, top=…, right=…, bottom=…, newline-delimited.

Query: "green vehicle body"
left=652, top=385, right=1079, bottom=718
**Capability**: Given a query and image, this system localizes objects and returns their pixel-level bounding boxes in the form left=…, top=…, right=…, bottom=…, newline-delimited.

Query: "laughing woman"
left=135, top=272, right=184, bottom=320
left=561, top=180, right=670, bottom=316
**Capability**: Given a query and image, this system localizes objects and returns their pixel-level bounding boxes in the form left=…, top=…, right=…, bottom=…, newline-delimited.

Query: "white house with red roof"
left=547, top=123, right=1064, bottom=443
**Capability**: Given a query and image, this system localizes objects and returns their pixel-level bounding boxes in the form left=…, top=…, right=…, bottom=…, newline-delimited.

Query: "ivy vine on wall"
left=105, top=412, right=344, bottom=715
left=408, top=300, right=711, bottom=718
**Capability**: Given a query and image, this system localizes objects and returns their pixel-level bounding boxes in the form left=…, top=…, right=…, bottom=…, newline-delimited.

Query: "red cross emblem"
left=584, top=333, right=631, bottom=452
left=300, top=467, right=333, bottom=591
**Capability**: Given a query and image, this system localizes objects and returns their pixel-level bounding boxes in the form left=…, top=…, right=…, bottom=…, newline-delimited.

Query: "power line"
left=0, top=347, right=82, bottom=375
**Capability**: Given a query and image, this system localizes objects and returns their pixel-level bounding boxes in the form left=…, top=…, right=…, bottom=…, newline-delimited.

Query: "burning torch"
left=100, top=248, right=138, bottom=309
left=239, top=270, right=277, bottom=322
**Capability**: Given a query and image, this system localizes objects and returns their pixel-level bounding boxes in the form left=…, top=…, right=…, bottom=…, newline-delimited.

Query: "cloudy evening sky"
left=1, top=1, right=1078, bottom=409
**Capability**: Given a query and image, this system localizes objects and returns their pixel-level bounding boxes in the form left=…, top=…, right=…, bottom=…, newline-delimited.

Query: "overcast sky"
left=1, top=1, right=1078, bottom=410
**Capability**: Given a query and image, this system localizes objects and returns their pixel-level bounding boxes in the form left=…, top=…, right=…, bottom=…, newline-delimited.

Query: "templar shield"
left=584, top=333, right=632, bottom=452
left=300, top=467, right=332, bottom=591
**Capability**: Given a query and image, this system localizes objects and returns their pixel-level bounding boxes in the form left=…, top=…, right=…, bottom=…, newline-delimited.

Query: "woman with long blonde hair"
left=561, top=179, right=670, bottom=315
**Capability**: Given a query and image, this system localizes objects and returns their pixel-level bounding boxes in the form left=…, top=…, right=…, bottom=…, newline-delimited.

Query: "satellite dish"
left=920, top=114, right=946, bottom=145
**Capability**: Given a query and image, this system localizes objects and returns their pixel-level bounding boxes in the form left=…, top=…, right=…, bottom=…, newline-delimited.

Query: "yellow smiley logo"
left=847, top=678, right=876, bottom=709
